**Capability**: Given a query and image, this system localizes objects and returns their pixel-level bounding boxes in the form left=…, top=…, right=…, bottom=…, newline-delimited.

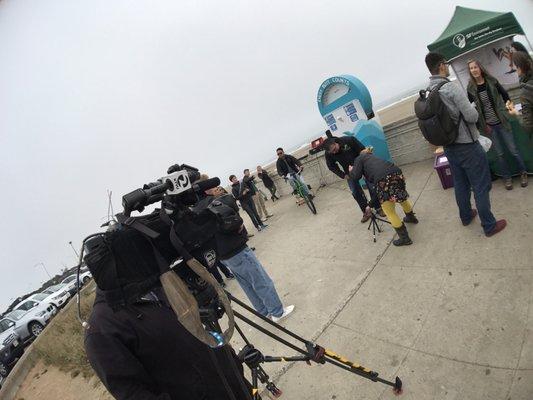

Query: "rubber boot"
left=403, top=211, right=419, bottom=224
left=393, top=224, right=413, bottom=246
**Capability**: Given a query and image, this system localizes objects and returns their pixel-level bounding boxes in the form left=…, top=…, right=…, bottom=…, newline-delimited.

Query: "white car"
left=30, top=287, right=71, bottom=310
left=61, top=270, right=92, bottom=295
left=6, top=302, right=55, bottom=341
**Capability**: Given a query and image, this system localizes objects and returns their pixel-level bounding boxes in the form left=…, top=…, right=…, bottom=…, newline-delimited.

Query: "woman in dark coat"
left=467, top=59, right=528, bottom=189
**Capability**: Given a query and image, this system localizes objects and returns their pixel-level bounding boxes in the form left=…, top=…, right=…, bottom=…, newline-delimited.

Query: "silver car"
left=0, top=319, right=24, bottom=377
left=5, top=301, right=55, bottom=341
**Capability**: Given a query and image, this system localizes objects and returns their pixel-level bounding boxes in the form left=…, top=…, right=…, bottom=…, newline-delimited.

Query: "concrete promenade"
left=225, top=159, right=533, bottom=400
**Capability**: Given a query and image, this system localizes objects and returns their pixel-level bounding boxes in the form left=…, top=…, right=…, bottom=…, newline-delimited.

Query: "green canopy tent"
left=428, top=6, right=528, bottom=61
left=428, top=6, right=533, bottom=177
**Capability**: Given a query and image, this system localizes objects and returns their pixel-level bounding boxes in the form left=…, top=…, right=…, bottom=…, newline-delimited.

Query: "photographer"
left=85, top=286, right=252, bottom=400
left=201, top=185, right=294, bottom=322
left=323, top=136, right=384, bottom=223
left=349, top=152, right=418, bottom=246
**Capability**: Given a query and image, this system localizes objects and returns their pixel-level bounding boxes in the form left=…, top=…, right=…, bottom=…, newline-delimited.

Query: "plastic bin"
left=434, top=154, right=454, bottom=189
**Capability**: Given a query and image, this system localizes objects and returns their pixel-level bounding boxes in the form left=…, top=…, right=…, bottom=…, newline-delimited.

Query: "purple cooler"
left=434, top=154, right=454, bottom=189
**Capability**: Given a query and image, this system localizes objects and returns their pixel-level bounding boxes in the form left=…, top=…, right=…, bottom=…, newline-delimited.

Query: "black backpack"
left=208, top=197, right=243, bottom=233
left=414, top=81, right=460, bottom=146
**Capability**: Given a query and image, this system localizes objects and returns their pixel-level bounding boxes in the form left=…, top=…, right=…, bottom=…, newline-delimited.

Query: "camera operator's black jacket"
left=276, top=155, right=301, bottom=177
left=325, top=136, right=365, bottom=179
left=85, top=288, right=250, bottom=400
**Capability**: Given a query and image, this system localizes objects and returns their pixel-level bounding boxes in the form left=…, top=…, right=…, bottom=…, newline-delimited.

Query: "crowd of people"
left=83, top=43, right=532, bottom=400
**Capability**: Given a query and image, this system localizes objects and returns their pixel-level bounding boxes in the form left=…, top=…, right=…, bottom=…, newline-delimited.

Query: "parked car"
left=29, top=287, right=71, bottom=310
left=61, top=270, right=92, bottom=295
left=6, top=301, right=55, bottom=341
left=0, top=319, right=24, bottom=377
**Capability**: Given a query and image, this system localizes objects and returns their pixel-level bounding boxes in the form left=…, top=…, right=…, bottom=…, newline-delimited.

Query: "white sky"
left=1, top=0, right=532, bottom=311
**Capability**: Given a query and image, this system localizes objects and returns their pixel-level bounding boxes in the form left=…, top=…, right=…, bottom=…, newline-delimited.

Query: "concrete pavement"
left=223, top=159, right=532, bottom=400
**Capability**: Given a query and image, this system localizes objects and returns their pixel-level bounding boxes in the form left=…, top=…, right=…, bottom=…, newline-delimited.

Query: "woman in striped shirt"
left=467, top=60, right=528, bottom=190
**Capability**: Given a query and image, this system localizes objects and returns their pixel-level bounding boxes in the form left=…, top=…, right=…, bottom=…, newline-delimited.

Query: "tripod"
left=205, top=292, right=403, bottom=399
left=367, top=210, right=390, bottom=243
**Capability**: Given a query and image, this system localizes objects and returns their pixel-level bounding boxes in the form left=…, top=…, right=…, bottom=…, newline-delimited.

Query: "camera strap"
left=157, top=208, right=236, bottom=348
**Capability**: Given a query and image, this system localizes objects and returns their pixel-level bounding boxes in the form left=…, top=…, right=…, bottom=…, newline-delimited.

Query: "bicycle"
left=286, top=172, right=317, bottom=214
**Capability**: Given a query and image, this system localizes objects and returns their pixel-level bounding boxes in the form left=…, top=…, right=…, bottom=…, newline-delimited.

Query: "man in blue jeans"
left=424, top=52, right=507, bottom=237
left=205, top=186, right=294, bottom=322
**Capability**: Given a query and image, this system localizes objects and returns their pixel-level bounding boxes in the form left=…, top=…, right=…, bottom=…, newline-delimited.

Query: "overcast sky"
left=1, top=0, right=531, bottom=311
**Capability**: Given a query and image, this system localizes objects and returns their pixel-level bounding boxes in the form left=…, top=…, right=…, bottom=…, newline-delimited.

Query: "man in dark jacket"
left=85, top=287, right=250, bottom=400
left=230, top=174, right=266, bottom=232
left=257, top=166, right=279, bottom=201
left=275, top=147, right=311, bottom=197
left=202, top=187, right=294, bottom=322
left=323, top=136, right=382, bottom=222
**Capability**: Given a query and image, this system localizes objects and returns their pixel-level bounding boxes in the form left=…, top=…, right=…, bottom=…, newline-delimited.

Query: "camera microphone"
left=193, top=177, right=221, bottom=192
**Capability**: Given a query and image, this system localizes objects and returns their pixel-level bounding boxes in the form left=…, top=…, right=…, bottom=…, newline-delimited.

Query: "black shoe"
left=393, top=224, right=413, bottom=246
left=403, top=211, right=419, bottom=224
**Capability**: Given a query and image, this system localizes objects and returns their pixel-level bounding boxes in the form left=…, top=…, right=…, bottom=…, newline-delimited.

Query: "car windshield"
left=43, top=284, right=63, bottom=294
left=33, top=293, right=49, bottom=301
left=0, top=319, right=14, bottom=332
left=62, top=276, right=76, bottom=284
left=7, top=310, right=26, bottom=321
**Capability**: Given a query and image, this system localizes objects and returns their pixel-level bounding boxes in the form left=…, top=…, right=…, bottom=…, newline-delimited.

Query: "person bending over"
left=349, top=152, right=418, bottom=246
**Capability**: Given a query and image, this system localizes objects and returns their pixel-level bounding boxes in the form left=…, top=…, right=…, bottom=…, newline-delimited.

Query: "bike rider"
left=275, top=147, right=313, bottom=199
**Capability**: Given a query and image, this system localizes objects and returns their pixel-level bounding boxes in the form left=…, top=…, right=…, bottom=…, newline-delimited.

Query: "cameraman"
left=323, top=136, right=384, bottom=222
left=85, top=287, right=251, bottom=400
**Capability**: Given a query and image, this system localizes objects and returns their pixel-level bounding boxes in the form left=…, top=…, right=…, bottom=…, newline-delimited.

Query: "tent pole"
left=524, top=35, right=533, bottom=54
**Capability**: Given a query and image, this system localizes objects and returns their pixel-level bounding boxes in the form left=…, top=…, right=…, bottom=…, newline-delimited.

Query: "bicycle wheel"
left=303, top=194, right=317, bottom=214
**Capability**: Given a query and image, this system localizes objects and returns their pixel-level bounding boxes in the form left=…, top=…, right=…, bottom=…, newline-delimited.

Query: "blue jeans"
left=347, top=177, right=380, bottom=212
left=489, top=124, right=527, bottom=178
left=287, top=174, right=309, bottom=196
left=444, top=142, right=496, bottom=234
left=221, top=247, right=284, bottom=317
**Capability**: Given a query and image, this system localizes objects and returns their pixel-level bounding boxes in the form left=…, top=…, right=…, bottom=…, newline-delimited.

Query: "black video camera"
left=84, top=164, right=222, bottom=309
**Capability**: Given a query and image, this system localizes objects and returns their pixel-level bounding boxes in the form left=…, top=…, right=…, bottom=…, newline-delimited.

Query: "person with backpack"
left=203, top=186, right=295, bottom=322
left=466, top=59, right=528, bottom=189
left=417, top=52, right=506, bottom=237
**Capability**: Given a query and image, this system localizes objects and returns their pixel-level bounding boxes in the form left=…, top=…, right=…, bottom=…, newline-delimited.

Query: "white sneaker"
left=271, top=305, right=295, bottom=323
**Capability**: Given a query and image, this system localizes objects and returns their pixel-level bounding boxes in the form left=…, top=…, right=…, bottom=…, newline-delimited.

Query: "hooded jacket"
left=85, top=288, right=249, bottom=400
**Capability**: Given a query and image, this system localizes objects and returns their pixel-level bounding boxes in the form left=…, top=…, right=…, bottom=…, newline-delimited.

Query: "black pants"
left=241, top=198, right=263, bottom=229
left=266, top=185, right=279, bottom=200
left=347, top=177, right=380, bottom=212
left=210, top=261, right=234, bottom=284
